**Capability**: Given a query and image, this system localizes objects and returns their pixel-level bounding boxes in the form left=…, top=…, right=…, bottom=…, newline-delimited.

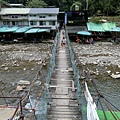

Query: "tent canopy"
left=25, top=28, right=50, bottom=33
left=37, top=29, right=50, bottom=33
left=110, top=27, right=120, bottom=32
left=0, top=27, right=8, bottom=32
left=4, top=26, right=19, bottom=32
left=25, top=28, right=40, bottom=33
left=77, top=31, right=91, bottom=36
left=87, top=22, right=116, bottom=32
left=0, top=26, right=51, bottom=33
left=15, top=26, right=31, bottom=33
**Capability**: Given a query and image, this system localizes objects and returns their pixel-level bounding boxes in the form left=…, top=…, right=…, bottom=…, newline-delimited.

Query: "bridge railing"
left=27, top=31, right=59, bottom=120
left=40, top=32, right=59, bottom=120
left=66, top=31, right=87, bottom=120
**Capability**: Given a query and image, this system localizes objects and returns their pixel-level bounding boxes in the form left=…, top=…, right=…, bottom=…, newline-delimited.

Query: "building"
left=29, top=8, right=59, bottom=30
left=0, top=8, right=30, bottom=26
left=0, top=8, right=59, bottom=30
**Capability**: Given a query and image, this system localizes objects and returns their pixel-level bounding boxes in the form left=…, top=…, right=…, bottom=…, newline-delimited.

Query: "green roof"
left=4, top=26, right=19, bottom=32
left=111, top=27, right=120, bottom=32
left=87, top=22, right=116, bottom=32
left=25, top=28, right=50, bottom=33
left=77, top=31, right=91, bottom=35
left=0, top=27, right=8, bottom=32
left=25, top=28, right=40, bottom=33
left=37, top=29, right=50, bottom=33
left=102, top=22, right=116, bottom=31
left=15, top=26, right=31, bottom=33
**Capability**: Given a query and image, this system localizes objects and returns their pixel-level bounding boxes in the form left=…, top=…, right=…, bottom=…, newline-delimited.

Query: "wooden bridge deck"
left=47, top=31, right=81, bottom=120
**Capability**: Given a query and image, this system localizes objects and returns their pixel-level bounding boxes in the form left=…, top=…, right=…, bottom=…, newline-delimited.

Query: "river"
left=71, top=41, right=120, bottom=111
left=0, top=41, right=120, bottom=119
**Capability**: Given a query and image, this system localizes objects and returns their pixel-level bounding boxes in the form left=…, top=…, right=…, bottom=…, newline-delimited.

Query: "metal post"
left=0, top=89, right=8, bottom=106
left=86, top=0, right=88, bottom=10
left=20, top=97, right=24, bottom=120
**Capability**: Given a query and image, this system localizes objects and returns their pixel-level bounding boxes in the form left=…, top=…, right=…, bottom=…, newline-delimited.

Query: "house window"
left=12, top=16, right=18, bottom=18
left=30, top=21, right=37, bottom=25
left=39, top=16, right=46, bottom=18
left=49, top=21, right=55, bottom=25
left=48, top=15, right=52, bottom=17
left=39, top=21, right=46, bottom=25
left=12, top=21, right=15, bottom=25
left=15, top=21, right=19, bottom=25
left=21, top=21, right=28, bottom=26
left=30, top=15, right=36, bottom=17
left=3, top=21, right=10, bottom=25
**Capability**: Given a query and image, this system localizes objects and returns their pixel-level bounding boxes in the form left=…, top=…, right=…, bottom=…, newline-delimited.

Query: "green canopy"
left=87, top=22, right=116, bottom=32
left=15, top=26, right=31, bottom=33
left=110, top=27, right=120, bottom=32
left=77, top=31, right=91, bottom=35
left=87, top=22, right=105, bottom=32
left=0, top=27, right=8, bottom=32
left=102, top=22, right=116, bottom=31
left=25, top=28, right=40, bottom=33
left=4, top=26, right=19, bottom=32
left=37, top=29, right=50, bottom=33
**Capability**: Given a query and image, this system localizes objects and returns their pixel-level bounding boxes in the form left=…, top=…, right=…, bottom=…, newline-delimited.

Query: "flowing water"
left=0, top=43, right=52, bottom=106
left=71, top=41, right=120, bottom=111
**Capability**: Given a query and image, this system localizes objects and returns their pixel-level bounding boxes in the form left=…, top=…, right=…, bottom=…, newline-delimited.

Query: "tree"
left=70, top=2, right=82, bottom=11
left=0, top=0, right=9, bottom=5
left=26, top=0, right=47, bottom=8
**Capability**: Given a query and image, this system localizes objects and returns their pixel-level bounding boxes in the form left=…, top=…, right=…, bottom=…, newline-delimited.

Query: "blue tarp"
left=25, top=28, right=40, bottom=33
left=4, top=26, right=19, bottom=32
left=25, top=28, right=50, bottom=33
left=0, top=26, right=50, bottom=33
left=110, top=27, right=120, bottom=32
left=15, top=26, right=31, bottom=33
left=77, top=31, right=91, bottom=36
left=37, top=29, right=50, bottom=33
left=0, top=27, right=9, bottom=32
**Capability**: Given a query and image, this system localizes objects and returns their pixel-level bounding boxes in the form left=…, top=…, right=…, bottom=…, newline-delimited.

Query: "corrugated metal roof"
left=38, top=29, right=50, bottom=33
left=0, top=8, right=30, bottom=15
left=4, top=26, right=19, bottom=32
left=14, top=26, right=31, bottom=33
left=29, top=8, right=59, bottom=14
left=25, top=28, right=40, bottom=33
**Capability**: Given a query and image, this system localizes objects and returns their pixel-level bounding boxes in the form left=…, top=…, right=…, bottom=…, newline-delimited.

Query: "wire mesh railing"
left=66, top=31, right=87, bottom=120
left=34, top=32, right=59, bottom=120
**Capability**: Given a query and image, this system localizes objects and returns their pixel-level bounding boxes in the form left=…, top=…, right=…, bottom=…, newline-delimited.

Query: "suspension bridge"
left=0, top=29, right=120, bottom=120
left=47, top=30, right=82, bottom=120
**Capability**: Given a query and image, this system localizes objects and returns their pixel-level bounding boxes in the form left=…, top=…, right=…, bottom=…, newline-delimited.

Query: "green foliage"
left=70, top=2, right=82, bottom=11
left=0, top=0, right=9, bottom=5
left=2, top=0, right=120, bottom=16
left=89, top=16, right=120, bottom=23
left=90, top=17, right=102, bottom=23
left=26, top=0, right=47, bottom=8
left=96, top=10, right=101, bottom=15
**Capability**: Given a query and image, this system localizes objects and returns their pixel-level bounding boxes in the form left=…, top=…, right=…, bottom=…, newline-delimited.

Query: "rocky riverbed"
left=0, top=42, right=53, bottom=119
left=71, top=41, right=120, bottom=110
left=71, top=41, right=120, bottom=78
left=0, top=40, right=120, bottom=119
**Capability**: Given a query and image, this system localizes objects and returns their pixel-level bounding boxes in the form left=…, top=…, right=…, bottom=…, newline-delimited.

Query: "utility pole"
left=86, top=0, right=88, bottom=10
left=0, top=1, right=1, bottom=12
left=84, top=0, right=88, bottom=22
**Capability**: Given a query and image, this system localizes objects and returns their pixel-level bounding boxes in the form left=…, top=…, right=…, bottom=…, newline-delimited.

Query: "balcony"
left=1, top=16, right=28, bottom=20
